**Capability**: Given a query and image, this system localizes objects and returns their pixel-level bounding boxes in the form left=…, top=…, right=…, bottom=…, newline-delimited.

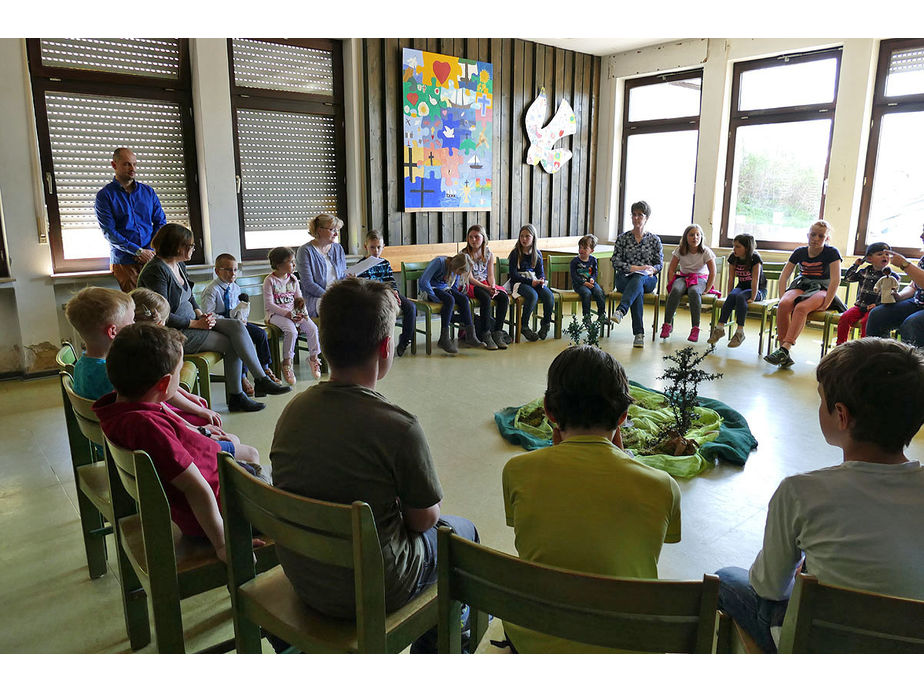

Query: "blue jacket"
left=295, top=241, right=347, bottom=317
left=95, top=178, right=167, bottom=265
left=418, top=256, right=461, bottom=301
left=507, top=248, right=546, bottom=286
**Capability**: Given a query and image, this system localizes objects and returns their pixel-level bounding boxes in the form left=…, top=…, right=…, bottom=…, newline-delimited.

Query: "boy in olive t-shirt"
left=502, top=345, right=681, bottom=653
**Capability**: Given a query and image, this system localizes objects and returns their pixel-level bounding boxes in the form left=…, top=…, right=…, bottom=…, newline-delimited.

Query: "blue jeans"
left=865, top=298, right=924, bottom=346
left=716, top=566, right=788, bottom=654
left=518, top=282, right=555, bottom=325
left=613, top=273, right=658, bottom=335
left=433, top=287, right=474, bottom=333
left=574, top=283, right=607, bottom=318
left=719, top=287, right=765, bottom=326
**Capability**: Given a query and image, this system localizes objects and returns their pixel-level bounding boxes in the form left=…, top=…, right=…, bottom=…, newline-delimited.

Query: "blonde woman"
left=295, top=213, right=347, bottom=317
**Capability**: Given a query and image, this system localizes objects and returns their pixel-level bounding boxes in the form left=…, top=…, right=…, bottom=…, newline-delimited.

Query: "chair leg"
left=149, top=583, right=186, bottom=654
left=76, top=490, right=108, bottom=579
left=115, top=542, right=151, bottom=650
left=232, top=609, right=263, bottom=654
left=187, top=356, right=211, bottom=409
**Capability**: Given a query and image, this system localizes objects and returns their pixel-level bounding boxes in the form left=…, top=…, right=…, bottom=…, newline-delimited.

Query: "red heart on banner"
left=433, top=60, right=452, bottom=85
left=408, top=93, right=419, bottom=105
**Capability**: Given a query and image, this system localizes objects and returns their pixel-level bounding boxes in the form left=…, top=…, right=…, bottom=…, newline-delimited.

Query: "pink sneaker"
left=659, top=323, right=672, bottom=339
left=688, top=327, right=700, bottom=342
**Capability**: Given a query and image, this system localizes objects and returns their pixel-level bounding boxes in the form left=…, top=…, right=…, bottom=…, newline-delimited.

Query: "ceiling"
left=526, top=38, right=679, bottom=56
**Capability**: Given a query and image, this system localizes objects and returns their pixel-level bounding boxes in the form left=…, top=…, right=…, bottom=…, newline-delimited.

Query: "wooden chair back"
left=400, top=260, right=439, bottom=300
left=436, top=528, right=720, bottom=653
left=56, top=341, right=78, bottom=375
left=61, top=372, right=106, bottom=448
left=778, top=574, right=924, bottom=653
left=218, top=453, right=435, bottom=653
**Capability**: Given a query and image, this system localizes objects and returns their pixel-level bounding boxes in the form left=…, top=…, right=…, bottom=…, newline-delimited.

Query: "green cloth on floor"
left=493, top=380, right=757, bottom=478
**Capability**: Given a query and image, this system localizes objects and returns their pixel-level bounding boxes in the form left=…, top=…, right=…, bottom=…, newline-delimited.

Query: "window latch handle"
left=45, top=172, right=55, bottom=196
left=235, top=175, right=242, bottom=194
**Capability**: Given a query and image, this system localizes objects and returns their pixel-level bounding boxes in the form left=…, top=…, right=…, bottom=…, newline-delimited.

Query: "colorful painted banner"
left=402, top=47, right=492, bottom=212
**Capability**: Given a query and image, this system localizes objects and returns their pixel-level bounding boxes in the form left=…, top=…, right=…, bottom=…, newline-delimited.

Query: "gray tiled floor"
left=2, top=312, right=921, bottom=653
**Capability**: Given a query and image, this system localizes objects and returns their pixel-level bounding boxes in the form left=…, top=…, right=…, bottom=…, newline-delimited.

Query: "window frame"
left=227, top=38, right=347, bottom=261
left=26, top=38, right=204, bottom=273
left=619, top=69, right=703, bottom=245
left=0, top=202, right=8, bottom=279
left=719, top=47, right=842, bottom=252
left=854, top=38, right=924, bottom=257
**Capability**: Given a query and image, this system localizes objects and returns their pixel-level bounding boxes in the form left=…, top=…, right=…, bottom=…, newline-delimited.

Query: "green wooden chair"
left=710, top=261, right=786, bottom=355
left=58, top=367, right=112, bottom=580
left=104, top=440, right=277, bottom=653
left=401, top=261, right=457, bottom=355
left=607, top=266, right=665, bottom=343
left=218, top=453, right=437, bottom=654
left=767, top=267, right=855, bottom=357
left=495, top=257, right=560, bottom=343
left=546, top=254, right=612, bottom=339
left=436, top=528, right=721, bottom=654
left=821, top=272, right=912, bottom=355
left=658, top=256, right=726, bottom=334
left=778, top=574, right=924, bottom=653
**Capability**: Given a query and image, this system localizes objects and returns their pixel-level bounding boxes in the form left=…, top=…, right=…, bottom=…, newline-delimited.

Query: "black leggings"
left=470, top=284, right=510, bottom=336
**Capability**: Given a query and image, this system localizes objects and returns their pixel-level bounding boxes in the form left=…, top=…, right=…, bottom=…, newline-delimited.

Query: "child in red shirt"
left=95, top=323, right=261, bottom=561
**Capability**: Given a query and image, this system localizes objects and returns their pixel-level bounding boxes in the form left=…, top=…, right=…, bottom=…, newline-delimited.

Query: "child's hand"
left=892, top=289, right=901, bottom=301
left=203, top=409, right=222, bottom=427
left=584, top=281, right=594, bottom=289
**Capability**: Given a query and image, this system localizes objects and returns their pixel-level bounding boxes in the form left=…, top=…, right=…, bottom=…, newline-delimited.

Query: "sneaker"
left=482, top=331, right=499, bottom=350
left=633, top=333, right=645, bottom=348
left=282, top=360, right=296, bottom=386
left=688, top=327, right=700, bottom=342
left=728, top=331, right=746, bottom=348
left=707, top=326, right=726, bottom=345
left=438, top=333, right=458, bottom=354
left=396, top=339, right=410, bottom=357
left=241, top=374, right=255, bottom=396
left=263, top=367, right=283, bottom=385
left=309, top=355, right=322, bottom=380
left=228, top=392, right=266, bottom=413
left=521, top=325, right=539, bottom=342
left=254, top=376, right=292, bottom=396
left=778, top=352, right=795, bottom=368
left=491, top=330, right=508, bottom=350
left=659, top=323, right=672, bottom=339
left=764, top=347, right=788, bottom=365
left=502, top=331, right=513, bottom=345
left=537, top=320, right=551, bottom=340
left=610, top=308, right=625, bottom=325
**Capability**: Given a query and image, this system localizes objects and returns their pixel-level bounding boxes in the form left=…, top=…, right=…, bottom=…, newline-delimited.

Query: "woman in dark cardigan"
left=138, top=224, right=290, bottom=412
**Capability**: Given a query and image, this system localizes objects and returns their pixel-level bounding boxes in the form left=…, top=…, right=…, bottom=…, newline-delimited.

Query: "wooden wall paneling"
left=588, top=57, right=600, bottom=237
left=553, top=47, right=568, bottom=237
left=499, top=38, right=513, bottom=240
left=533, top=42, right=547, bottom=235
left=510, top=39, right=524, bottom=239
left=474, top=36, right=490, bottom=231
left=490, top=37, right=502, bottom=240
left=382, top=39, right=403, bottom=245
left=571, top=53, right=588, bottom=238
left=517, top=43, right=545, bottom=232
left=365, top=39, right=385, bottom=243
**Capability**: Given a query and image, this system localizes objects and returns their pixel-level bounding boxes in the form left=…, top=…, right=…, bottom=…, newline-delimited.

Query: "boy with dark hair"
left=716, top=338, right=924, bottom=653
left=836, top=241, right=892, bottom=344
left=93, top=323, right=261, bottom=561
left=502, top=345, right=682, bottom=653
left=270, top=277, right=478, bottom=649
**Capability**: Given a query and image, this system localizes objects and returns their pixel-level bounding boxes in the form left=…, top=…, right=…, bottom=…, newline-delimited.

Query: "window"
left=27, top=39, right=202, bottom=273
left=620, top=70, right=702, bottom=243
left=856, top=39, right=924, bottom=256
left=0, top=198, right=8, bottom=279
left=228, top=39, right=346, bottom=260
left=721, top=48, right=841, bottom=250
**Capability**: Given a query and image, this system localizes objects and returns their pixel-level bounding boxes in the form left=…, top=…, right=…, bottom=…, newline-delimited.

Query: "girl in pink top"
left=263, top=247, right=321, bottom=384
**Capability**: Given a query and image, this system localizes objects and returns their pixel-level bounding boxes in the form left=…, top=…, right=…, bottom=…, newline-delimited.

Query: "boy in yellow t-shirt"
left=501, top=345, right=682, bottom=653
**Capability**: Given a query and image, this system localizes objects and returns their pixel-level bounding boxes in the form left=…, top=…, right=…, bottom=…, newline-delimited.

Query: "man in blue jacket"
left=95, top=147, right=167, bottom=291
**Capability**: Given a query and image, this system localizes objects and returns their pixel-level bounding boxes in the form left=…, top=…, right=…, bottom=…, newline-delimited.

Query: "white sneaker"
left=633, top=333, right=645, bottom=348
left=610, top=308, right=625, bottom=325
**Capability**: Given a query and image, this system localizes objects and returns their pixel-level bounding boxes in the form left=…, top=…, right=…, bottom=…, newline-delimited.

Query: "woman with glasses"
left=296, top=214, right=347, bottom=317
left=138, top=223, right=290, bottom=412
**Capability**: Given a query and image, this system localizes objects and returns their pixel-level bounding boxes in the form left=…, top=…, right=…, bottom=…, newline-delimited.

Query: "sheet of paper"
left=346, top=256, right=387, bottom=277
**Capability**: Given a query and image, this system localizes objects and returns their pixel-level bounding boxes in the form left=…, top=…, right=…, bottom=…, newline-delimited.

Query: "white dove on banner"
left=525, top=87, right=577, bottom=174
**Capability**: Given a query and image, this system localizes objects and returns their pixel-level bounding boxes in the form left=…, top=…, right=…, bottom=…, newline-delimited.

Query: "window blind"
left=236, top=108, right=339, bottom=248
left=39, top=38, right=181, bottom=79
left=231, top=39, right=334, bottom=95
left=44, top=92, right=192, bottom=259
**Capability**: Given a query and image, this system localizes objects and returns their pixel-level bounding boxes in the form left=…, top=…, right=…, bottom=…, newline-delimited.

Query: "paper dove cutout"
left=525, top=87, right=577, bottom=174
